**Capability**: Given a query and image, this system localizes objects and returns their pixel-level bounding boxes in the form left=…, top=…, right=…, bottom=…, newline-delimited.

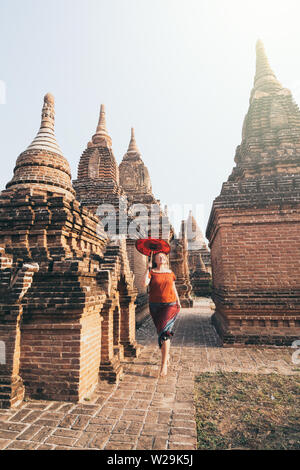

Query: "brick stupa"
left=184, top=211, right=211, bottom=296
left=119, top=127, right=174, bottom=240
left=0, top=94, right=140, bottom=408
left=119, top=128, right=153, bottom=200
left=73, top=104, right=123, bottom=214
left=206, top=41, right=300, bottom=345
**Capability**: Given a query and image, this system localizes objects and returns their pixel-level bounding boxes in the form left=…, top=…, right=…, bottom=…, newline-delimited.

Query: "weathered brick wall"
left=79, top=311, right=103, bottom=399
left=14, top=253, right=107, bottom=402
left=209, top=227, right=224, bottom=291
left=0, top=248, right=39, bottom=408
left=208, top=206, right=300, bottom=345
left=20, top=316, right=102, bottom=404
left=0, top=313, right=25, bottom=408
left=217, top=212, right=300, bottom=289
left=20, top=322, right=83, bottom=401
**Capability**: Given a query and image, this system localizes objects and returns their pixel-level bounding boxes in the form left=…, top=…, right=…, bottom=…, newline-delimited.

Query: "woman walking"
left=144, top=251, right=181, bottom=377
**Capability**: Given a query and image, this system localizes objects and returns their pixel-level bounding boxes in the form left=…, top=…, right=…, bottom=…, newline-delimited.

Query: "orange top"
left=148, top=270, right=177, bottom=303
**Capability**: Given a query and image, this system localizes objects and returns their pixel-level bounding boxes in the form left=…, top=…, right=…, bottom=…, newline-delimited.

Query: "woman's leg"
left=160, top=338, right=170, bottom=376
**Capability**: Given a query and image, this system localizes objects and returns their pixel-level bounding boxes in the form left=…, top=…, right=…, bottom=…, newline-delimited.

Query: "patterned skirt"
left=149, top=301, right=181, bottom=349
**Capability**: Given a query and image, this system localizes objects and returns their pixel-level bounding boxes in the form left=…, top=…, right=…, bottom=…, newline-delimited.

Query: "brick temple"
left=0, top=94, right=141, bottom=408
left=206, top=41, right=300, bottom=346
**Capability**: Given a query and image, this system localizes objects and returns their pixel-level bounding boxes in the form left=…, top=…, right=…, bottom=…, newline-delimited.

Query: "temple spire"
left=127, top=127, right=140, bottom=154
left=119, top=127, right=152, bottom=195
left=6, top=93, right=75, bottom=198
left=252, top=40, right=282, bottom=96
left=25, top=93, right=63, bottom=156
left=92, top=104, right=112, bottom=147
left=96, top=104, right=107, bottom=133
left=180, top=220, right=186, bottom=240
left=186, top=210, right=206, bottom=249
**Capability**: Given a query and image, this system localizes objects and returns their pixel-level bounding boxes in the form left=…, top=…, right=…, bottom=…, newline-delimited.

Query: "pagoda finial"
left=127, top=127, right=140, bottom=154
left=92, top=104, right=112, bottom=147
left=96, top=104, right=106, bottom=132
left=180, top=219, right=186, bottom=240
left=25, top=93, right=63, bottom=156
left=253, top=39, right=282, bottom=93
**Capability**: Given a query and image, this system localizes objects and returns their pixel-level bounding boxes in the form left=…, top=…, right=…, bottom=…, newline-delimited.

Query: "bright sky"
left=1, top=0, right=300, bottom=239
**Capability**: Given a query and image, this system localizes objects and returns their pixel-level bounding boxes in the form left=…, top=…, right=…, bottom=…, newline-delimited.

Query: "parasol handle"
left=149, top=250, right=153, bottom=270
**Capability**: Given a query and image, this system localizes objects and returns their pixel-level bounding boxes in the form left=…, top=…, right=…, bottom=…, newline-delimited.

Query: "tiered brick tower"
left=185, top=210, right=211, bottom=295
left=170, top=221, right=193, bottom=307
left=73, top=104, right=123, bottom=215
left=0, top=94, right=140, bottom=408
left=119, top=127, right=174, bottom=240
left=206, top=41, right=300, bottom=346
left=119, top=128, right=153, bottom=199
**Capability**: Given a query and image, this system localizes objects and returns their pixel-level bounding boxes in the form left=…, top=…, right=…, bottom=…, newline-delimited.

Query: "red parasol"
left=135, top=237, right=170, bottom=257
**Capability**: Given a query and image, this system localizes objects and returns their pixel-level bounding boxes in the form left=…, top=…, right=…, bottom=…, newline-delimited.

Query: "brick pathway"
left=0, top=298, right=298, bottom=450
